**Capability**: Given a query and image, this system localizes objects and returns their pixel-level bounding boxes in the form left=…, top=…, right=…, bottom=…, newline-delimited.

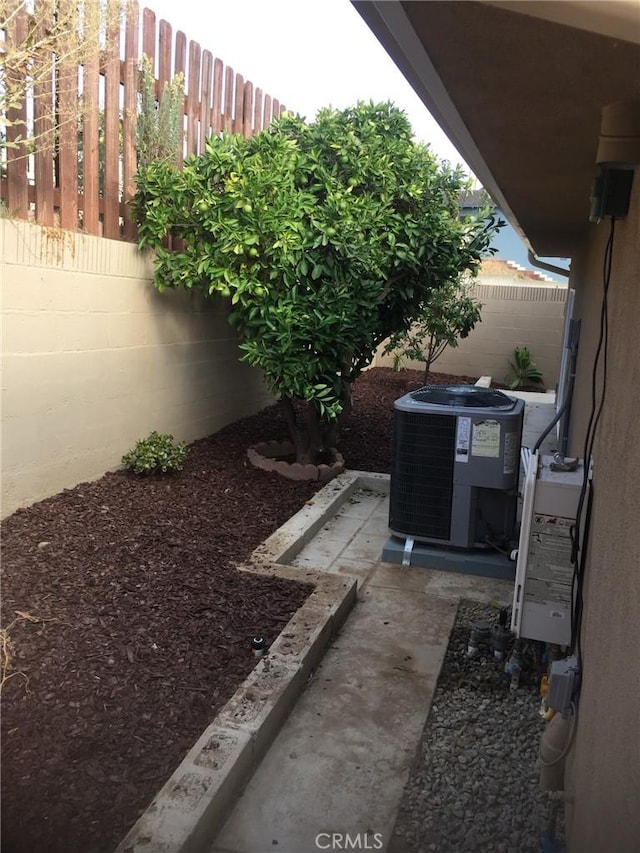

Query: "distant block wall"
left=374, top=278, right=568, bottom=386
left=1, top=220, right=273, bottom=518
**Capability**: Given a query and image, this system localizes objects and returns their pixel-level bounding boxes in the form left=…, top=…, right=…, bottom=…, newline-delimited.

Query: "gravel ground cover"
left=389, top=600, right=564, bottom=853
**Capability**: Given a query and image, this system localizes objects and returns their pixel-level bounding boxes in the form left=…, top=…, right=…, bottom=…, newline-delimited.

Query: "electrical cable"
left=570, top=217, right=616, bottom=679
left=533, top=318, right=580, bottom=456
left=539, top=701, right=579, bottom=767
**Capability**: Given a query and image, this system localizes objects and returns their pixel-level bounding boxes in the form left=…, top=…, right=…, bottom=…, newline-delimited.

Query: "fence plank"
left=158, top=19, right=172, bottom=89
left=263, top=94, right=272, bottom=129
left=57, top=0, right=78, bottom=231
left=123, top=1, right=140, bottom=239
left=223, top=66, right=234, bottom=133
left=174, top=30, right=186, bottom=77
left=254, top=87, right=263, bottom=134
left=233, top=73, right=244, bottom=135
left=174, top=31, right=187, bottom=162
left=200, top=50, right=213, bottom=152
left=211, top=58, right=223, bottom=136
left=33, top=0, right=56, bottom=227
left=243, top=81, right=254, bottom=139
left=79, top=0, right=100, bottom=234
left=103, top=16, right=121, bottom=238
left=5, top=4, right=29, bottom=219
left=142, top=7, right=156, bottom=67
left=186, top=40, right=201, bottom=156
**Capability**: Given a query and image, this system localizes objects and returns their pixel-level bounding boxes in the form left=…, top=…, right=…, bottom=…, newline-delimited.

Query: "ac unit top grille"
left=408, top=385, right=517, bottom=410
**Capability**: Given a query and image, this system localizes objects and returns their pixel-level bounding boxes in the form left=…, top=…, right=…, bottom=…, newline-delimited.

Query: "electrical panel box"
left=547, top=656, right=579, bottom=713
left=511, top=453, right=585, bottom=646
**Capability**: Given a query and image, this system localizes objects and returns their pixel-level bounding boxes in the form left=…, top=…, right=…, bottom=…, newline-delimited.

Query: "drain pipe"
left=533, top=319, right=580, bottom=458
left=527, top=250, right=570, bottom=279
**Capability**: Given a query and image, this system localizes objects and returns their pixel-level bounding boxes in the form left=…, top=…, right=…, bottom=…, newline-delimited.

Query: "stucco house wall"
left=1, top=220, right=273, bottom=518
left=564, top=178, right=640, bottom=851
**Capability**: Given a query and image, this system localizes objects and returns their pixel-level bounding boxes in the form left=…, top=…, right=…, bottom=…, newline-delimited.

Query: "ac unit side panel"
left=389, top=411, right=456, bottom=541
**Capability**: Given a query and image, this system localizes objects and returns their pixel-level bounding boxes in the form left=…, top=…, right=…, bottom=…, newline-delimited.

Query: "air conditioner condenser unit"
left=389, top=385, right=524, bottom=550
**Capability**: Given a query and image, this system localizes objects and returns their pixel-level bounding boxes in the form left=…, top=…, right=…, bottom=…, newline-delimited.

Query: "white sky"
left=142, top=0, right=472, bottom=172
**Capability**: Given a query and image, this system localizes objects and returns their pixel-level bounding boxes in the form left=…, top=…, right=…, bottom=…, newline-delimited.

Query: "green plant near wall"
left=507, top=346, right=544, bottom=389
left=383, top=277, right=483, bottom=382
left=136, top=56, right=184, bottom=169
left=122, top=431, right=187, bottom=475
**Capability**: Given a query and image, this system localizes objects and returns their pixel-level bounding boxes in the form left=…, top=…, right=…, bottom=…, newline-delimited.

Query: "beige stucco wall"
left=374, top=278, right=568, bottom=387
left=564, top=179, right=640, bottom=851
left=1, top=220, right=273, bottom=519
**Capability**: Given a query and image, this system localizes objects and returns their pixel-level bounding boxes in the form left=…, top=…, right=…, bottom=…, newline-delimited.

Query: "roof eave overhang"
left=352, top=1, right=532, bottom=249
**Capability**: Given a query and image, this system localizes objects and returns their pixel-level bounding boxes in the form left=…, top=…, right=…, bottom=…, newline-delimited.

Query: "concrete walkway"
left=210, top=490, right=513, bottom=853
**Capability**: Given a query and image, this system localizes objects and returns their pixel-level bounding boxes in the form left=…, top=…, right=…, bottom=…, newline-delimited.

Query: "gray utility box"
left=389, top=385, right=524, bottom=549
left=511, top=453, right=584, bottom=647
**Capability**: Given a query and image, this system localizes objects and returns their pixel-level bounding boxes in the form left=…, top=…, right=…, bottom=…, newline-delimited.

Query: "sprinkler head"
left=251, top=636, right=266, bottom=657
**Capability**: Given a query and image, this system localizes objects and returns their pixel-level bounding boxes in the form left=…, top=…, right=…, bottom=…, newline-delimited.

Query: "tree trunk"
left=304, top=402, right=324, bottom=465
left=424, top=335, right=436, bottom=383
left=325, top=382, right=352, bottom=448
left=279, top=397, right=325, bottom=465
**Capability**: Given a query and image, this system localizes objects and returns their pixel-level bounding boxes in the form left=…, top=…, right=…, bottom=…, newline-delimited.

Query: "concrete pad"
left=424, top=568, right=513, bottom=603
left=335, top=493, right=381, bottom=520
left=315, top=512, right=369, bottom=542
left=331, top=557, right=378, bottom=587
left=510, top=390, right=559, bottom=453
left=253, top=472, right=361, bottom=565
left=290, top=536, right=348, bottom=570
left=475, top=376, right=492, bottom=387
left=366, top=563, right=513, bottom=606
left=340, top=531, right=388, bottom=564
left=212, top=592, right=456, bottom=853
left=360, top=509, right=391, bottom=535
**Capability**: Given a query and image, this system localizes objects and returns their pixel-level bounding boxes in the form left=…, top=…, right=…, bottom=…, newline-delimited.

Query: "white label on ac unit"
left=504, top=431, right=517, bottom=474
left=472, top=419, right=501, bottom=458
left=455, top=416, right=471, bottom=462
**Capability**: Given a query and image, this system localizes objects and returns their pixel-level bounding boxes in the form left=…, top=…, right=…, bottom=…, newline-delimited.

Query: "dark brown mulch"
left=0, top=368, right=474, bottom=853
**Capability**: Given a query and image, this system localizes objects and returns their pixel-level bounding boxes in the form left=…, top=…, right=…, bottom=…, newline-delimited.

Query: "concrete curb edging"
left=117, top=472, right=387, bottom=853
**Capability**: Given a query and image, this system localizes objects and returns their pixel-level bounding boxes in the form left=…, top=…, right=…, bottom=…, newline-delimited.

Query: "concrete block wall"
left=1, top=220, right=273, bottom=518
left=374, top=278, right=568, bottom=387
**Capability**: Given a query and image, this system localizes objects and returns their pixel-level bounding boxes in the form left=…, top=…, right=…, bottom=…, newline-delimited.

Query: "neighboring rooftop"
left=479, top=258, right=563, bottom=285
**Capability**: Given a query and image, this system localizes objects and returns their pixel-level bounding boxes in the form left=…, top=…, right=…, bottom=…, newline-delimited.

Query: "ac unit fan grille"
left=390, top=411, right=456, bottom=540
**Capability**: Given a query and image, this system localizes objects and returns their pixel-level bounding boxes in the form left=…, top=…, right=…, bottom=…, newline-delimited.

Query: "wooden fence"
left=0, top=0, right=288, bottom=240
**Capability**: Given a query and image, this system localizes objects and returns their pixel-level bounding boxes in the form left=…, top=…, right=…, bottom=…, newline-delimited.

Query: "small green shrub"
left=507, top=346, right=544, bottom=390
left=122, top=431, right=187, bottom=475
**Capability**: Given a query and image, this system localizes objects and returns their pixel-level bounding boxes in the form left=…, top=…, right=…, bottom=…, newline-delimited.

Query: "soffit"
left=355, top=1, right=640, bottom=257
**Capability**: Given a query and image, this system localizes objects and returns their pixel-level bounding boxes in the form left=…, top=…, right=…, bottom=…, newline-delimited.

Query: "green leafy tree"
left=384, top=278, right=483, bottom=382
left=133, top=102, right=497, bottom=464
